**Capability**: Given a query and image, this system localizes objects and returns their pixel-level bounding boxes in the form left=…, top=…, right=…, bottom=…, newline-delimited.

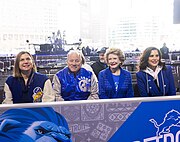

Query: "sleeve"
left=98, top=72, right=109, bottom=99
left=126, top=73, right=134, bottom=97
left=2, top=83, right=13, bottom=104
left=52, top=74, right=64, bottom=101
left=91, top=63, right=98, bottom=77
left=82, top=64, right=98, bottom=83
left=136, top=72, right=148, bottom=97
left=88, top=74, right=99, bottom=100
left=91, top=70, right=98, bottom=83
left=42, top=79, right=55, bottom=102
left=166, top=66, right=176, bottom=95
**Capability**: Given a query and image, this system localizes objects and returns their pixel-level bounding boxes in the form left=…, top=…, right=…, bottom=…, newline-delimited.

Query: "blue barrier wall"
left=0, top=96, right=179, bottom=142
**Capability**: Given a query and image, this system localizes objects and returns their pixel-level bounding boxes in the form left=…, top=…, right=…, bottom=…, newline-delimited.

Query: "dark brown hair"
left=138, top=47, right=165, bottom=70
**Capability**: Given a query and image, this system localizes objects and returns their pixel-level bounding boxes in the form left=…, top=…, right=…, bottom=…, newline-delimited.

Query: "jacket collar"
left=143, top=65, right=162, bottom=80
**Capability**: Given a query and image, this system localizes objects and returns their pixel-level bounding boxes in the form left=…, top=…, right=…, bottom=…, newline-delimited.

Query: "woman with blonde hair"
left=3, top=51, right=55, bottom=103
left=98, top=48, right=134, bottom=99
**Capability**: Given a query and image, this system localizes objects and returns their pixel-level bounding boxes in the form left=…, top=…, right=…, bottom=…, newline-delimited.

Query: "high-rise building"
left=79, top=0, right=108, bottom=48
left=0, top=0, right=179, bottom=54
left=108, top=0, right=175, bottom=51
left=0, top=0, right=60, bottom=54
left=108, top=16, right=161, bottom=50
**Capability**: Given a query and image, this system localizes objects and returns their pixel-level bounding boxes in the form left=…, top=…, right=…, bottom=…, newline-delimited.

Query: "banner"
left=0, top=96, right=179, bottom=142
left=109, top=99, right=180, bottom=142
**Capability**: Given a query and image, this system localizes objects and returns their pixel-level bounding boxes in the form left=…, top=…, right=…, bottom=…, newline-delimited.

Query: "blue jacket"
left=56, top=67, right=93, bottom=101
left=6, top=72, right=48, bottom=103
left=98, top=67, right=134, bottom=99
left=136, top=65, right=176, bottom=97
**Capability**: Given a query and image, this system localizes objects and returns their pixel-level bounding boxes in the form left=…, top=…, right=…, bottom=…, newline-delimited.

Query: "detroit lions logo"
left=33, top=87, right=43, bottom=102
left=150, top=109, right=180, bottom=136
left=78, top=77, right=91, bottom=92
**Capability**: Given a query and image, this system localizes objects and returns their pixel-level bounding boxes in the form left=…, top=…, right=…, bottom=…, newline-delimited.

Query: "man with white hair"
left=52, top=50, right=99, bottom=101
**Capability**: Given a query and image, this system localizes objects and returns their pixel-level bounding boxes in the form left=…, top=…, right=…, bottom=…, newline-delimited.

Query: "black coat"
left=91, top=60, right=107, bottom=77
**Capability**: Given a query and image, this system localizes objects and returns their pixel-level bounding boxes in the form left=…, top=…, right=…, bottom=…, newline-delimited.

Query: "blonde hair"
left=105, top=48, right=125, bottom=66
left=13, top=51, right=37, bottom=77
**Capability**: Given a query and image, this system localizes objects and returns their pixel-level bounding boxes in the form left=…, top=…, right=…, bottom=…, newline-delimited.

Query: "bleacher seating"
left=0, top=54, right=179, bottom=103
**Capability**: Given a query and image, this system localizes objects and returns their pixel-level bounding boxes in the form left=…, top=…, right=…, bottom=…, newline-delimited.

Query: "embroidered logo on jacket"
left=33, top=87, right=43, bottom=102
left=78, top=77, right=91, bottom=92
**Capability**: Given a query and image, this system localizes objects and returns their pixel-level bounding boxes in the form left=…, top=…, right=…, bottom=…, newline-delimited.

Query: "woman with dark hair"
left=3, top=51, right=55, bottom=103
left=136, top=47, right=176, bottom=97
left=98, top=48, right=134, bottom=99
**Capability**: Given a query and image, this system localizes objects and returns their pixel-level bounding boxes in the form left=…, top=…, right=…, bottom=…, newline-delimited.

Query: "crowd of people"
left=2, top=46, right=177, bottom=104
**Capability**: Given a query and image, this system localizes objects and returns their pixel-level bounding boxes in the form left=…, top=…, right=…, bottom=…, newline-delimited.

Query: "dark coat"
left=136, top=65, right=176, bottom=97
left=91, top=60, right=107, bottom=77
